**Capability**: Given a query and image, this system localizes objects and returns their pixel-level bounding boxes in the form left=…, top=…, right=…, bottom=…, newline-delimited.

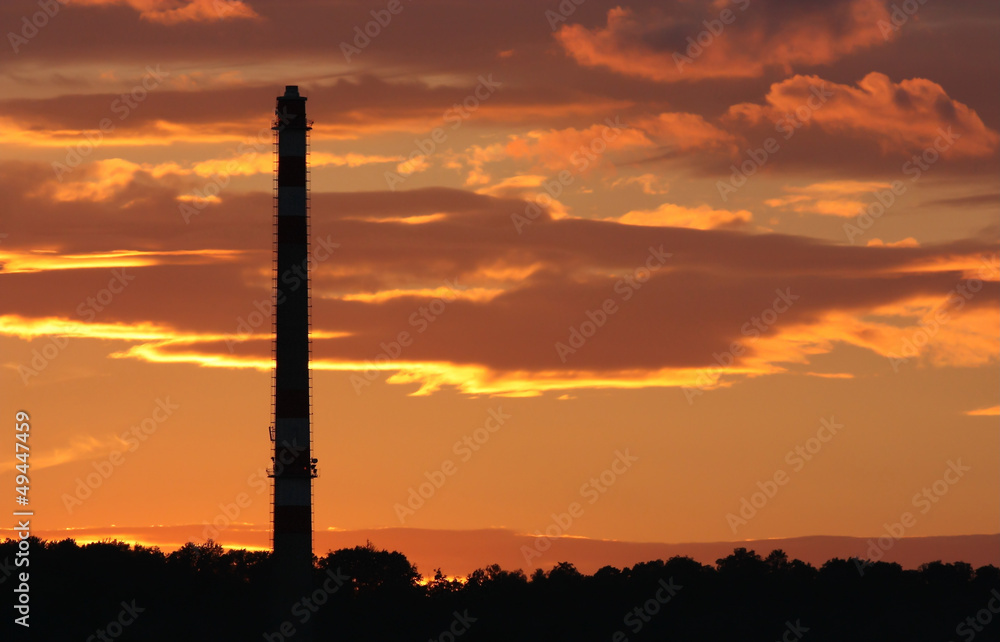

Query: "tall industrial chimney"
left=270, top=85, right=316, bottom=620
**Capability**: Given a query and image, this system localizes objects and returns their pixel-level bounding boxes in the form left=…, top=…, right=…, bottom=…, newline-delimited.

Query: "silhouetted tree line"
left=1, top=537, right=997, bottom=641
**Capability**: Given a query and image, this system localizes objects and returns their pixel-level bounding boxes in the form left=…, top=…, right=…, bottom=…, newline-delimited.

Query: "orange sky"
left=0, top=0, right=997, bottom=572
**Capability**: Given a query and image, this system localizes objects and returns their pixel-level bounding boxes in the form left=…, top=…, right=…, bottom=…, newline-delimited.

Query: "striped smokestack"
left=270, top=85, right=315, bottom=616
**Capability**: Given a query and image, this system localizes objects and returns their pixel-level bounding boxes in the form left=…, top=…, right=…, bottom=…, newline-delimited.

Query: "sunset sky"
left=1, top=0, right=997, bottom=573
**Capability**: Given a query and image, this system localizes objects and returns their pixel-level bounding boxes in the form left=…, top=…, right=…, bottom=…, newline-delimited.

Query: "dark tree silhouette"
left=1, top=537, right=996, bottom=641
